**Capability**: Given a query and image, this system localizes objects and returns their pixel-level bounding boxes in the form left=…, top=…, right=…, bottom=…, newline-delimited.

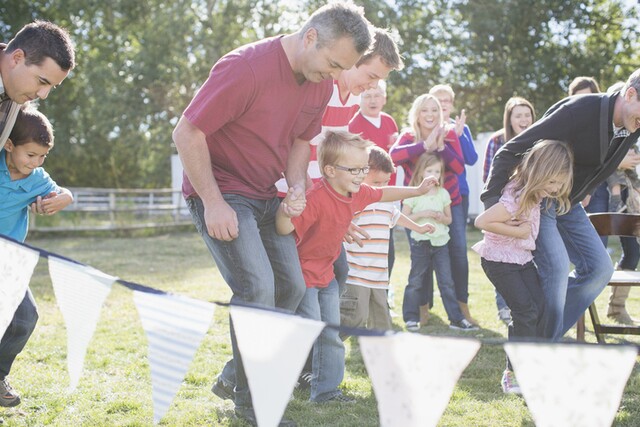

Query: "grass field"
left=1, top=227, right=639, bottom=426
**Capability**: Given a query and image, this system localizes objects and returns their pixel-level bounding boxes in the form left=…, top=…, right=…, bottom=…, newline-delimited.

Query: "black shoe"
left=0, top=378, right=20, bottom=407
left=314, top=393, right=356, bottom=404
left=296, top=371, right=312, bottom=390
left=235, top=405, right=297, bottom=427
left=211, top=376, right=234, bottom=401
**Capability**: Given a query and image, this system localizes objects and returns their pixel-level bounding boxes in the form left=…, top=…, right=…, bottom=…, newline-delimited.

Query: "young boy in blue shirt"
left=0, top=105, right=72, bottom=407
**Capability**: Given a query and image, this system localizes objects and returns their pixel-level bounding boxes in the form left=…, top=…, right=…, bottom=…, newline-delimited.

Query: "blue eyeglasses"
left=334, top=165, right=370, bottom=175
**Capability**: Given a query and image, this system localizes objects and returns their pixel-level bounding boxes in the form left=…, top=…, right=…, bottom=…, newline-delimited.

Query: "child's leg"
left=431, top=244, right=466, bottom=323
left=480, top=259, right=542, bottom=339
left=402, top=239, right=429, bottom=323
left=308, top=279, right=345, bottom=402
left=340, top=284, right=370, bottom=330
left=368, top=288, right=393, bottom=330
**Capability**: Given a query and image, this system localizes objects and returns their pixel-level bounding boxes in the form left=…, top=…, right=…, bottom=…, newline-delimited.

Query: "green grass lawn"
left=1, top=227, right=639, bottom=426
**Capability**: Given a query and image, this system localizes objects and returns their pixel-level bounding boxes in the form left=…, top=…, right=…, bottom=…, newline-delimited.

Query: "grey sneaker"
left=450, top=319, right=479, bottom=331
left=405, top=321, right=420, bottom=332
left=498, top=308, right=513, bottom=326
left=211, top=376, right=234, bottom=401
left=0, top=378, right=20, bottom=407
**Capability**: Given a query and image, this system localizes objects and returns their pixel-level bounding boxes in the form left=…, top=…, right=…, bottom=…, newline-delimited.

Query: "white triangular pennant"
left=133, top=291, right=214, bottom=424
left=360, top=333, right=480, bottom=427
left=0, top=238, right=40, bottom=338
left=48, top=256, right=115, bottom=391
left=230, top=305, right=325, bottom=427
left=505, top=342, right=637, bottom=427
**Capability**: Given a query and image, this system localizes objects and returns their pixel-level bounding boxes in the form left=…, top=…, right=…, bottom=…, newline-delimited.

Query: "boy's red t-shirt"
left=291, top=179, right=382, bottom=288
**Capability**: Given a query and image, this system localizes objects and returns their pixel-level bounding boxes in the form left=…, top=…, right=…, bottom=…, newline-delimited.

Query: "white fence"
left=30, top=187, right=192, bottom=232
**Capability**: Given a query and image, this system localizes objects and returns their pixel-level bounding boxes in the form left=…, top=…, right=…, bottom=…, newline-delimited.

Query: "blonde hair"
left=509, top=139, right=573, bottom=218
left=409, top=153, right=444, bottom=187
left=318, top=131, right=373, bottom=176
left=407, top=93, right=444, bottom=143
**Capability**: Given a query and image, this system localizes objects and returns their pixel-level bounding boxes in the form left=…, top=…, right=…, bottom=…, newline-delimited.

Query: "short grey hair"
left=623, top=68, right=640, bottom=99
left=301, top=2, right=373, bottom=55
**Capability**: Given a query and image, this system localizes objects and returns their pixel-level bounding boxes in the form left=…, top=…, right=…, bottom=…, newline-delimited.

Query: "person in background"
left=481, top=96, right=536, bottom=325
left=390, top=93, right=468, bottom=326
left=340, top=146, right=434, bottom=332
left=0, top=20, right=75, bottom=408
left=601, top=81, right=640, bottom=325
left=348, top=80, right=400, bottom=303
left=172, top=3, right=373, bottom=425
left=429, top=83, right=479, bottom=326
left=474, top=139, right=573, bottom=394
left=402, top=152, right=478, bottom=331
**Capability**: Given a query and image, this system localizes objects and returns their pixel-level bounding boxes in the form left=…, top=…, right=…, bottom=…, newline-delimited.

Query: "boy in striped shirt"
left=340, top=146, right=434, bottom=330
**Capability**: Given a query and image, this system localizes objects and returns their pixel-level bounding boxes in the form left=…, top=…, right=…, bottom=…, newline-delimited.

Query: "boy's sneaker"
left=0, top=378, right=20, bottom=407
left=211, top=376, right=234, bottom=401
left=316, top=393, right=356, bottom=404
left=501, top=369, right=522, bottom=395
left=405, top=321, right=420, bottom=332
left=449, top=319, right=479, bottom=331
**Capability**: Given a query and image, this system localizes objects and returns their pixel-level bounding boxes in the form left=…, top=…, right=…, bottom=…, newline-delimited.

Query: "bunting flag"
left=133, top=291, right=215, bottom=424
left=360, top=333, right=481, bottom=427
left=505, top=342, right=638, bottom=427
left=48, top=256, right=116, bottom=391
left=0, top=238, right=40, bottom=338
left=230, top=305, right=325, bottom=427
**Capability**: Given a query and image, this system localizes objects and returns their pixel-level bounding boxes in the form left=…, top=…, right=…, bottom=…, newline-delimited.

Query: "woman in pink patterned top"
left=472, top=139, right=573, bottom=395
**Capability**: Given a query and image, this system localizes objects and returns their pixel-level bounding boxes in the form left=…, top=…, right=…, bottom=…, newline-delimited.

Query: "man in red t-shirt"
left=172, top=4, right=373, bottom=426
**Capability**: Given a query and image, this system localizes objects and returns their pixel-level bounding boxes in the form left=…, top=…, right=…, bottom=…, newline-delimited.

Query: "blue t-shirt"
left=0, top=148, right=59, bottom=241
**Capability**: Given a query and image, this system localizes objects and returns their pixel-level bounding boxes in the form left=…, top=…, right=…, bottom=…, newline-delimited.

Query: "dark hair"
left=368, top=146, right=395, bottom=173
left=568, top=76, right=600, bottom=96
left=9, top=105, right=54, bottom=148
left=357, top=27, right=404, bottom=71
left=5, top=20, right=75, bottom=71
left=301, top=2, right=373, bottom=55
left=503, top=97, right=536, bottom=142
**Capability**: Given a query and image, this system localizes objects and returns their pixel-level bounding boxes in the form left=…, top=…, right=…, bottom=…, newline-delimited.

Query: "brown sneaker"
left=0, top=378, right=20, bottom=407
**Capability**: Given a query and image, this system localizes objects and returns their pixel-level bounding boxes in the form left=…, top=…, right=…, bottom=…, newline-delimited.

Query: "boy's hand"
left=344, top=222, right=370, bottom=247
left=33, top=192, right=70, bottom=215
left=281, top=185, right=306, bottom=218
left=417, top=176, right=439, bottom=194
left=417, top=223, right=435, bottom=234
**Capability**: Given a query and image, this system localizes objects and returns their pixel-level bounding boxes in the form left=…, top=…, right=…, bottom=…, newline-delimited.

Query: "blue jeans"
left=402, top=239, right=464, bottom=324
left=296, top=279, right=344, bottom=402
left=481, top=259, right=544, bottom=339
left=534, top=202, right=614, bottom=340
left=449, top=202, right=469, bottom=303
left=584, top=181, right=610, bottom=246
left=0, top=289, right=38, bottom=379
left=619, top=236, right=640, bottom=270
left=187, top=195, right=306, bottom=406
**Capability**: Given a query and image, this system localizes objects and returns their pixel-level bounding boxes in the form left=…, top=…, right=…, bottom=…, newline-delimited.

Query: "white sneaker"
left=405, top=321, right=420, bottom=332
left=498, top=308, right=512, bottom=326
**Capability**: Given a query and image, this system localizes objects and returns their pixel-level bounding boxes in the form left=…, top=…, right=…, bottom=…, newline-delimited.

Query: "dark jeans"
left=403, top=239, right=464, bottom=324
left=0, top=290, right=38, bottom=379
left=481, top=259, right=544, bottom=339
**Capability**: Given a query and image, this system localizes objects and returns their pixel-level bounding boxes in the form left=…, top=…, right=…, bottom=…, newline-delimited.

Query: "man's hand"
left=205, top=200, right=239, bottom=241
left=281, top=185, right=306, bottom=218
left=343, top=222, right=370, bottom=247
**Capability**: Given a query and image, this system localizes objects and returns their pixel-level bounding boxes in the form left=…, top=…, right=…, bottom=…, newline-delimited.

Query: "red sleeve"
left=354, top=184, right=383, bottom=212
left=389, top=132, right=425, bottom=166
left=442, top=128, right=465, bottom=174
left=184, top=54, right=254, bottom=136
left=291, top=197, right=319, bottom=243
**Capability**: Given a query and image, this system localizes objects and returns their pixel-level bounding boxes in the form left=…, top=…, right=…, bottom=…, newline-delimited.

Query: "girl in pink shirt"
left=473, top=139, right=573, bottom=395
